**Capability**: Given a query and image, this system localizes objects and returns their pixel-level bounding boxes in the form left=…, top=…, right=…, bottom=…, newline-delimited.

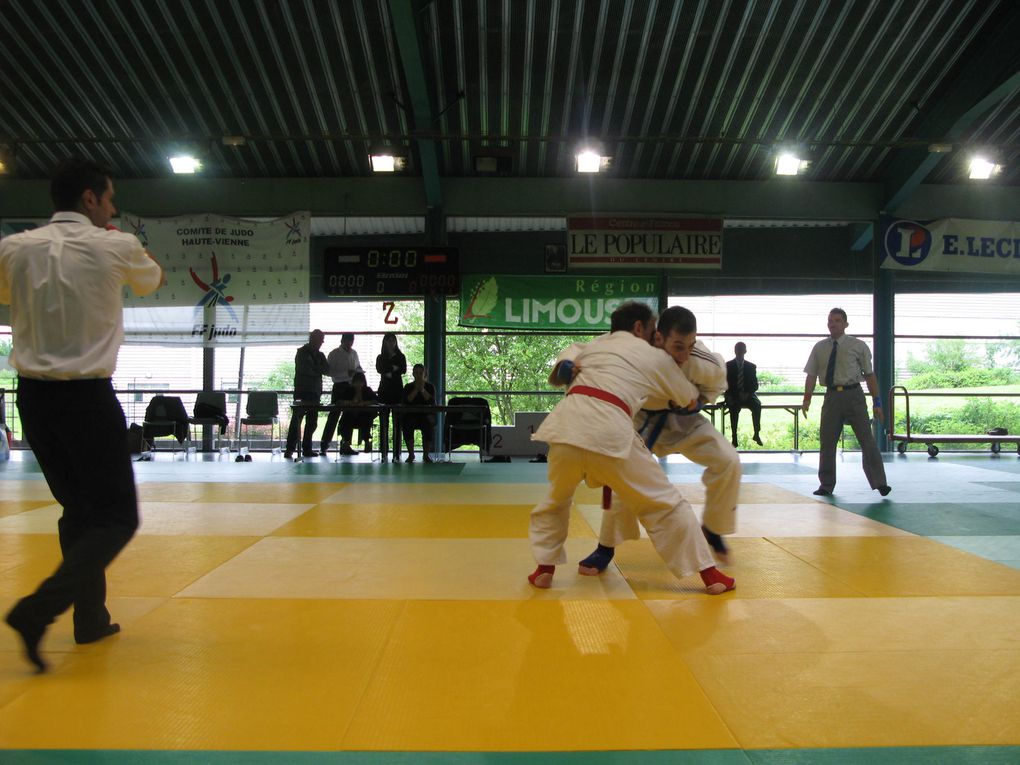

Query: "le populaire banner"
left=880, top=216, right=1020, bottom=275
left=118, top=212, right=311, bottom=345
left=567, top=216, right=722, bottom=269
left=459, top=274, right=660, bottom=330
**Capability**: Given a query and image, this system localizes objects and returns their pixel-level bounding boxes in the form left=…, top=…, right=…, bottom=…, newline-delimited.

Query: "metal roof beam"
left=388, top=0, right=442, bottom=210
left=853, top=10, right=1020, bottom=250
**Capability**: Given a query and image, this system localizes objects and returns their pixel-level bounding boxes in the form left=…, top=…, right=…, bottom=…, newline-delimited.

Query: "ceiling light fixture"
left=221, top=135, right=246, bottom=147
left=968, top=156, right=999, bottom=180
left=576, top=150, right=608, bottom=173
left=370, top=154, right=396, bottom=172
left=473, top=153, right=514, bottom=175
left=169, top=155, right=202, bottom=174
left=927, top=143, right=953, bottom=154
left=775, top=152, right=808, bottom=176
left=368, top=146, right=407, bottom=173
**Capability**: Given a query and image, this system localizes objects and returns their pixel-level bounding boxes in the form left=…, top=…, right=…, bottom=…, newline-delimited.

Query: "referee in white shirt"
left=802, top=307, right=891, bottom=498
left=0, top=158, right=164, bottom=672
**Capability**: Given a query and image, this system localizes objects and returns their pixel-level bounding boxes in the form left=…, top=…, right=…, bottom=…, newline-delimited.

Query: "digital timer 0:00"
left=322, top=246, right=459, bottom=297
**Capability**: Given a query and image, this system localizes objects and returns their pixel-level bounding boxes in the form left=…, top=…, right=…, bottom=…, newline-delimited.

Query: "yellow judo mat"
left=2, top=463, right=1020, bottom=763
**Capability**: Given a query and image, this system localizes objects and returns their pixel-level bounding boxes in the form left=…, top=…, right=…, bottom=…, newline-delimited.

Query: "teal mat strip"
left=839, top=502, right=1020, bottom=536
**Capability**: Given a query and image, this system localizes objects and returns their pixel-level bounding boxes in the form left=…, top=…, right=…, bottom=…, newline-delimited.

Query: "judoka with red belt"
left=578, top=306, right=741, bottom=573
left=527, top=301, right=735, bottom=595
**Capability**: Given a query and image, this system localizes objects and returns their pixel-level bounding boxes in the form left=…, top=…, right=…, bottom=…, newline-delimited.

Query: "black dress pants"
left=10, top=377, right=139, bottom=638
left=725, top=392, right=762, bottom=443
left=286, top=391, right=321, bottom=455
left=320, top=383, right=354, bottom=449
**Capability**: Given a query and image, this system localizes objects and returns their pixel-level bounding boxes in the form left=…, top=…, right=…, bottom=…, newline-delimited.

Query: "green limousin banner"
left=459, top=274, right=661, bottom=330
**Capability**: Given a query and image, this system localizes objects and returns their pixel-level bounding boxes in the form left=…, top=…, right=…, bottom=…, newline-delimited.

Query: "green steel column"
left=424, top=208, right=446, bottom=453
left=202, top=344, right=215, bottom=451
left=202, top=304, right=215, bottom=452
left=873, top=232, right=894, bottom=452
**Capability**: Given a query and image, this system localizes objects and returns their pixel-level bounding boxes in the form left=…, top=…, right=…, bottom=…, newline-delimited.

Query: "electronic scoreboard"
left=323, top=246, right=459, bottom=297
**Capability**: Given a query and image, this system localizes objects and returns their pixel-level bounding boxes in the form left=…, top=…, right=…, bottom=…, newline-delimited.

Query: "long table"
left=290, top=402, right=390, bottom=462
left=289, top=402, right=489, bottom=462
left=391, top=404, right=490, bottom=462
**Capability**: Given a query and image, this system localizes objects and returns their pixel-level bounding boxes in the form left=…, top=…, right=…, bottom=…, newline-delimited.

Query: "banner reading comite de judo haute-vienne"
left=568, top=216, right=722, bottom=269
left=118, top=212, right=311, bottom=345
left=459, top=274, right=660, bottom=330
left=880, top=216, right=1020, bottom=275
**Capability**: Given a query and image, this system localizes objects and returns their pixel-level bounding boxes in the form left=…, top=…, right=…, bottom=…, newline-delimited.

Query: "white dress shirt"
left=326, top=346, right=363, bottom=384
left=0, top=212, right=161, bottom=380
left=804, top=334, right=874, bottom=387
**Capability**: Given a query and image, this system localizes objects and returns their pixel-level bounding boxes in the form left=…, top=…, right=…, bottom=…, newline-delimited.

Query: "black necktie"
left=824, top=341, right=838, bottom=386
left=737, top=362, right=744, bottom=392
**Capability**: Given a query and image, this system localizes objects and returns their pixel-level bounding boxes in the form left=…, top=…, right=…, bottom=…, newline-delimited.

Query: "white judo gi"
left=599, top=340, right=742, bottom=546
left=529, top=331, right=718, bottom=578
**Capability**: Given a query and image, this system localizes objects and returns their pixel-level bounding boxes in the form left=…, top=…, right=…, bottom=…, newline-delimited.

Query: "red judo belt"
left=566, top=385, right=631, bottom=511
left=567, top=385, right=632, bottom=417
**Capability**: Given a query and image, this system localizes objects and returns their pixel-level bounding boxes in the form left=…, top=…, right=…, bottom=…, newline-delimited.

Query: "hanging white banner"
left=880, top=216, right=1020, bottom=274
left=119, top=212, right=311, bottom=346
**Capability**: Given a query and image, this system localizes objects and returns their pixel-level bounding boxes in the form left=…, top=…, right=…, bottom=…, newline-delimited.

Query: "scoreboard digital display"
left=323, top=246, right=459, bottom=297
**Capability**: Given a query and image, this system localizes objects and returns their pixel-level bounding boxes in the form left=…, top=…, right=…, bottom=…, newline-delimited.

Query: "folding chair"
left=238, top=392, right=281, bottom=458
left=188, top=390, right=230, bottom=453
left=142, top=395, right=192, bottom=457
left=444, top=396, right=492, bottom=462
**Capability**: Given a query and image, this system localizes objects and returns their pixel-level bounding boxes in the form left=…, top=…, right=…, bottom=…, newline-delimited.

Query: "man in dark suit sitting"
left=725, top=342, right=763, bottom=447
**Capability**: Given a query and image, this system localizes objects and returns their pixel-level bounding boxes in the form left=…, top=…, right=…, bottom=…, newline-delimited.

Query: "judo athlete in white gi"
left=577, top=306, right=741, bottom=573
left=527, top=302, right=736, bottom=595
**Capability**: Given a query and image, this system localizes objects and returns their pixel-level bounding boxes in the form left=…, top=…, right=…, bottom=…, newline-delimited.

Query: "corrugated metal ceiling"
left=0, top=0, right=1017, bottom=185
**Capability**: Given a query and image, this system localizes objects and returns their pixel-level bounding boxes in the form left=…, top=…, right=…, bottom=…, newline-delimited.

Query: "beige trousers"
left=529, top=435, right=716, bottom=578
left=601, top=415, right=741, bottom=546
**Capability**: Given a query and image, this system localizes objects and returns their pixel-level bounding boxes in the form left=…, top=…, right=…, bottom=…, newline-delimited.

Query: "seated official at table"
left=334, top=372, right=380, bottom=455
left=401, top=363, right=436, bottom=463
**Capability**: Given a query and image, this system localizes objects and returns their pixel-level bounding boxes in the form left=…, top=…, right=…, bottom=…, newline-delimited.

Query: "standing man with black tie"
left=724, top=342, right=763, bottom=447
left=802, top=308, right=891, bottom=498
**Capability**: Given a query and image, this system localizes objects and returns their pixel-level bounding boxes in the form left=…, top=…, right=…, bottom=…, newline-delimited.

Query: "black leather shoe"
left=338, top=445, right=359, bottom=456
left=75, top=623, right=120, bottom=645
left=5, top=609, right=47, bottom=673
left=813, top=487, right=832, bottom=496
left=752, top=434, right=764, bottom=446
left=878, top=485, right=892, bottom=496
left=302, top=451, right=318, bottom=458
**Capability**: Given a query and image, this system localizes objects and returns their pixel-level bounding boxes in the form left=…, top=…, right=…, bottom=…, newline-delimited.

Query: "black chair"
left=239, top=392, right=281, bottom=456
left=142, top=395, right=191, bottom=456
left=444, top=396, right=492, bottom=462
left=188, top=390, right=229, bottom=452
